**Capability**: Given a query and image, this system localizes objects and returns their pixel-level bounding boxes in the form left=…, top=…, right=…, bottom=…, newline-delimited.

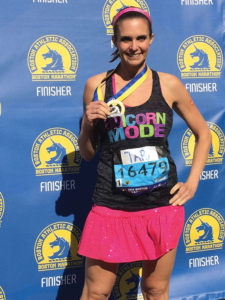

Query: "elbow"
left=208, top=128, right=212, bottom=143
left=207, top=129, right=212, bottom=151
left=78, top=138, right=95, bottom=162
left=196, top=126, right=212, bottom=150
left=204, top=126, right=212, bottom=147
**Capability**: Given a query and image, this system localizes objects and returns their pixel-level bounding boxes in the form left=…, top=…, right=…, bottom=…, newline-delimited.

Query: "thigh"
left=81, top=257, right=118, bottom=299
left=142, top=248, right=177, bottom=290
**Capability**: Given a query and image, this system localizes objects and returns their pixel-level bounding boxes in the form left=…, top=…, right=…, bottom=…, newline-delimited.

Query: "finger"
left=86, top=107, right=108, bottom=120
left=169, top=194, right=181, bottom=205
left=170, top=182, right=182, bottom=195
left=171, top=200, right=185, bottom=206
left=101, top=106, right=111, bottom=116
left=171, top=196, right=188, bottom=206
left=96, top=101, right=111, bottom=114
left=86, top=112, right=107, bottom=121
left=95, top=100, right=111, bottom=111
left=169, top=183, right=185, bottom=205
left=88, top=102, right=110, bottom=117
left=170, top=187, right=191, bottom=206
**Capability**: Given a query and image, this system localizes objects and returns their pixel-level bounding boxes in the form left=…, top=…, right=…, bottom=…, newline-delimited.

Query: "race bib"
left=113, top=146, right=169, bottom=196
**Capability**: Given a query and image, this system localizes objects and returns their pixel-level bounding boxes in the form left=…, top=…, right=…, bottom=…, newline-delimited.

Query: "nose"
left=129, top=39, right=138, bottom=51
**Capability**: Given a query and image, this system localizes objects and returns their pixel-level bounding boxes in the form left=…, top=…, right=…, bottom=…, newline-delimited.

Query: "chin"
left=126, top=59, right=145, bottom=67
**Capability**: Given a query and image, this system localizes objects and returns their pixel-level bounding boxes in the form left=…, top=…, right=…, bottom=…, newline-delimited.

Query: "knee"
left=89, top=291, right=110, bottom=300
left=85, top=286, right=111, bottom=300
left=141, top=281, right=169, bottom=300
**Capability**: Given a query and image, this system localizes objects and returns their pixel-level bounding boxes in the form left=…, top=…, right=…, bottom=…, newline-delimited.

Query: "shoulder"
left=83, top=72, right=107, bottom=104
left=158, top=72, right=184, bottom=90
left=85, top=72, right=107, bottom=89
left=157, top=71, right=188, bottom=105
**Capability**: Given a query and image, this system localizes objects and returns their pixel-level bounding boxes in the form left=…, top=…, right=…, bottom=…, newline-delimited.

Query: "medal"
left=107, top=99, right=125, bottom=117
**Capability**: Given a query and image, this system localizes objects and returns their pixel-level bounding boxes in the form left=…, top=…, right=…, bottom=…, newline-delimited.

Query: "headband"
left=112, top=7, right=152, bottom=27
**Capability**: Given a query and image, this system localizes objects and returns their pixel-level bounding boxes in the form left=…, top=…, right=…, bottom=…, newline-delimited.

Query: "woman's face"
left=113, top=17, right=154, bottom=68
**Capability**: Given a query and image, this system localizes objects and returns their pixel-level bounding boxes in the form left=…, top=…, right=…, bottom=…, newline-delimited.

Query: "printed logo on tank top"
left=105, top=112, right=166, bottom=143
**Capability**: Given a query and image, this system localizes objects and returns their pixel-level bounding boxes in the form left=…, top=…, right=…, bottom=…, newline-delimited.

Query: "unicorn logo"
left=177, top=35, right=223, bottom=79
left=31, top=127, right=81, bottom=176
left=45, top=138, right=68, bottom=165
left=183, top=208, right=224, bottom=253
left=103, top=0, right=150, bottom=36
left=195, top=219, right=213, bottom=243
left=42, top=45, right=64, bottom=71
left=34, top=221, right=83, bottom=271
left=110, top=105, right=120, bottom=115
left=116, top=0, right=128, bottom=13
left=181, top=122, right=224, bottom=166
left=125, top=270, right=142, bottom=296
left=48, top=232, right=72, bottom=260
left=190, top=45, right=210, bottom=69
left=28, top=35, right=78, bottom=81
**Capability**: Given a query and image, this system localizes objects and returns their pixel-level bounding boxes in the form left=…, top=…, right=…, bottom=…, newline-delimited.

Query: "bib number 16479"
left=117, top=160, right=168, bottom=179
left=114, top=157, right=169, bottom=189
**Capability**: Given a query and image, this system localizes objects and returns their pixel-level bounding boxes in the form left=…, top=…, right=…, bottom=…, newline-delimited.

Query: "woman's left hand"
left=169, top=182, right=196, bottom=206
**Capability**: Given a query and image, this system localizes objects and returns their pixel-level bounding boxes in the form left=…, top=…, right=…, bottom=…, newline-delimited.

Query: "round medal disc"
left=107, top=99, right=125, bottom=117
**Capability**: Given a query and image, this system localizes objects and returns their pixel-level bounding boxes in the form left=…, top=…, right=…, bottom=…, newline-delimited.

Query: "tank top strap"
left=104, top=70, right=114, bottom=102
left=151, top=69, right=163, bottom=97
left=105, top=68, right=163, bottom=101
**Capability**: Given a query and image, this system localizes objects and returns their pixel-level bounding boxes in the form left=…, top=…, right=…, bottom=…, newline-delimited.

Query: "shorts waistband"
left=92, top=204, right=184, bottom=218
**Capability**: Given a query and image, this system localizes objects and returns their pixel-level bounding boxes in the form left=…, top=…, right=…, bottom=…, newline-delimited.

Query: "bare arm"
left=160, top=73, right=212, bottom=206
left=78, top=75, right=110, bottom=161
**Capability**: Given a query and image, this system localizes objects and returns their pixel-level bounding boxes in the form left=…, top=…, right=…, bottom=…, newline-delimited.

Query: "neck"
left=117, top=61, right=146, bottom=81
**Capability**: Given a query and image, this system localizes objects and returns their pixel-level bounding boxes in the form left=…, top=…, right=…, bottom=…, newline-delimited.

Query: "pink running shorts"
left=78, top=205, right=185, bottom=263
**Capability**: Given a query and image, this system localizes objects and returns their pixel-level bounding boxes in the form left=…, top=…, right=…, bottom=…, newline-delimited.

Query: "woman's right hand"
left=78, top=74, right=110, bottom=161
left=85, top=100, right=110, bottom=126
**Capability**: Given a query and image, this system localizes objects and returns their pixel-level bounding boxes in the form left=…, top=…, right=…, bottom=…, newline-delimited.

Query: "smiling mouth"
left=127, top=53, right=142, bottom=58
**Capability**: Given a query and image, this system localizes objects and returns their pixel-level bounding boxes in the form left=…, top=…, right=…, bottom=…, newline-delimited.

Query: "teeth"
left=128, top=54, right=140, bottom=57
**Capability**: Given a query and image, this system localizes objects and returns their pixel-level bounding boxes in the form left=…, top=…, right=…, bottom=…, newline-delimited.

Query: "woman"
left=78, top=7, right=211, bottom=300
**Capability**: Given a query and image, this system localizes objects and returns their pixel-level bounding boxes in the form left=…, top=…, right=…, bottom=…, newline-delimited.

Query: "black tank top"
left=92, top=70, right=178, bottom=211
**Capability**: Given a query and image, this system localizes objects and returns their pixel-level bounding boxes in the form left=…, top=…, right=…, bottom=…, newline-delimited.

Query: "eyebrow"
left=137, top=35, right=147, bottom=39
left=120, top=34, right=148, bottom=40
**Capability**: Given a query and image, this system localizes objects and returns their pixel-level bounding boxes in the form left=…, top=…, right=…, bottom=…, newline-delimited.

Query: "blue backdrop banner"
left=0, top=0, right=224, bottom=299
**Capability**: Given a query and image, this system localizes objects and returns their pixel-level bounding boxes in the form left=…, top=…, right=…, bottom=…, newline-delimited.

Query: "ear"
left=149, top=33, right=155, bottom=46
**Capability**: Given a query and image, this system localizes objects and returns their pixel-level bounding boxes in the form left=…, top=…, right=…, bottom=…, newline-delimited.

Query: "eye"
left=120, top=36, right=131, bottom=42
left=137, top=35, right=147, bottom=41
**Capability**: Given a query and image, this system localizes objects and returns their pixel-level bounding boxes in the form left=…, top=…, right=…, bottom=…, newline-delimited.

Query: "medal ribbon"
left=93, top=65, right=150, bottom=103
